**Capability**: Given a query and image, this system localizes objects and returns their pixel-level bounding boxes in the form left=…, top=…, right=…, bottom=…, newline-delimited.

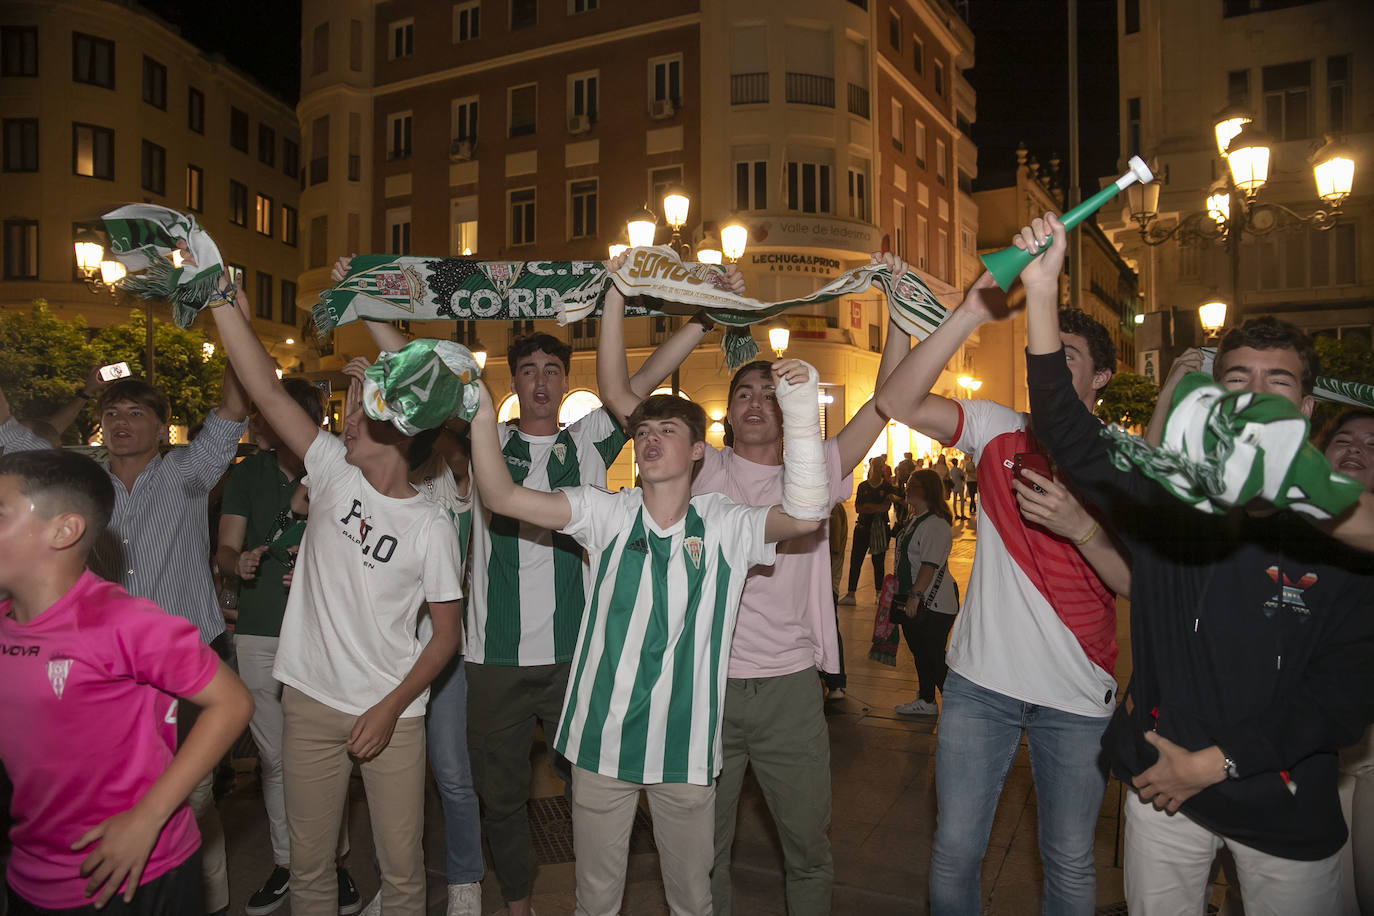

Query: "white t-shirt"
left=945, top=400, right=1119, bottom=718
left=274, top=431, right=464, bottom=718
left=554, top=487, right=775, bottom=786
left=691, top=440, right=850, bottom=678
left=896, top=512, right=958, bottom=615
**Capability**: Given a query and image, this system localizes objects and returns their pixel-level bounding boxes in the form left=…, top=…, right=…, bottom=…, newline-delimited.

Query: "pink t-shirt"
left=0, top=570, right=219, bottom=908
left=692, top=440, right=852, bottom=678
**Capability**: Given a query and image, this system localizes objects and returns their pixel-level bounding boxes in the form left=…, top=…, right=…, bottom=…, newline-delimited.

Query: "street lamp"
left=74, top=228, right=157, bottom=386
left=471, top=340, right=488, bottom=370
left=957, top=375, right=983, bottom=393
left=720, top=222, right=749, bottom=263
left=1213, top=106, right=1252, bottom=159
left=202, top=342, right=216, bottom=361
left=695, top=234, right=723, bottom=265
left=626, top=205, right=658, bottom=249
left=662, top=184, right=690, bottom=236
left=1224, top=123, right=1271, bottom=197
left=767, top=321, right=789, bottom=358
left=1199, top=298, right=1228, bottom=338
left=1312, top=136, right=1356, bottom=206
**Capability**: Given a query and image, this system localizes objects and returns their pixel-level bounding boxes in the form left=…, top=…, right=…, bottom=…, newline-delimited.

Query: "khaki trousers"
left=281, top=686, right=427, bottom=916
left=571, top=766, right=715, bottom=916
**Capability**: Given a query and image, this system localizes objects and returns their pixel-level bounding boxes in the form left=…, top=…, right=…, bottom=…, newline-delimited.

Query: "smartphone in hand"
left=1012, top=451, right=1052, bottom=493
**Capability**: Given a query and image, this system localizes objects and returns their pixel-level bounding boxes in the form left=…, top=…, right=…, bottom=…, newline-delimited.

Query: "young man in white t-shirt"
left=468, top=357, right=830, bottom=916
left=207, top=279, right=464, bottom=916
left=874, top=271, right=1130, bottom=915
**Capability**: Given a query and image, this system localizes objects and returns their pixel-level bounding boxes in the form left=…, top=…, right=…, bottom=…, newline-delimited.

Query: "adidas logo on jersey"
left=626, top=537, right=649, bottom=555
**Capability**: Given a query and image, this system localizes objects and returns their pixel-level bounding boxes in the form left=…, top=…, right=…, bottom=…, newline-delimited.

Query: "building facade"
left=1103, top=0, right=1372, bottom=375
left=298, top=0, right=978, bottom=479
left=0, top=0, right=304, bottom=370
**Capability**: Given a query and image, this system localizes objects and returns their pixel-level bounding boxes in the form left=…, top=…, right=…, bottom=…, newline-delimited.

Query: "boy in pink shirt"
left=0, top=450, right=253, bottom=915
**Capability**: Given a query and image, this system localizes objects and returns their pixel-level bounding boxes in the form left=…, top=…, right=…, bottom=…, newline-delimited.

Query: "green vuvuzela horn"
left=980, top=156, right=1154, bottom=291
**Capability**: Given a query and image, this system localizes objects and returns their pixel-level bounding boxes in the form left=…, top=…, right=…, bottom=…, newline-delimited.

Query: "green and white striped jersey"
left=554, top=487, right=776, bottom=786
left=466, top=408, right=628, bottom=665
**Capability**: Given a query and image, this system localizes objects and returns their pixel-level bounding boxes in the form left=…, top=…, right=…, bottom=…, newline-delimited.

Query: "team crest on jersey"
left=684, top=535, right=703, bottom=569
left=551, top=442, right=567, bottom=464
left=47, top=656, right=73, bottom=699
left=1263, top=565, right=1318, bottom=617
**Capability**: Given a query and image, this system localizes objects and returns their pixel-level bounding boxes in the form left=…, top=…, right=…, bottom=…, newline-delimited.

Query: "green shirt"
left=221, top=449, right=302, bottom=637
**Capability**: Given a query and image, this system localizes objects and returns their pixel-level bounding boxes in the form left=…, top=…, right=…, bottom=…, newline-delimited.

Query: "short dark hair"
left=626, top=394, right=707, bottom=444
left=96, top=379, right=169, bottom=423
left=281, top=377, right=326, bottom=427
left=1216, top=316, right=1319, bottom=396
left=0, top=450, right=114, bottom=551
left=722, top=360, right=775, bottom=447
left=1057, top=308, right=1117, bottom=375
left=406, top=426, right=444, bottom=470
left=1318, top=408, right=1374, bottom=452
left=507, top=333, right=572, bottom=374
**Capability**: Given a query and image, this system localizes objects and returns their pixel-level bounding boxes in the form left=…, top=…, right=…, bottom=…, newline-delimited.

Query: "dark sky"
left=967, top=0, right=1120, bottom=201
left=138, top=0, right=1115, bottom=202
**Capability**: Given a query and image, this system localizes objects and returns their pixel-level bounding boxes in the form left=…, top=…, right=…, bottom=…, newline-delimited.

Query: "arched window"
left=559, top=389, right=603, bottom=427
left=497, top=394, right=520, bottom=423
left=649, top=386, right=692, bottom=399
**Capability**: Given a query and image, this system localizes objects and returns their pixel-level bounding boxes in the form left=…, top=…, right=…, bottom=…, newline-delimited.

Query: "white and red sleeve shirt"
left=946, top=399, right=1119, bottom=717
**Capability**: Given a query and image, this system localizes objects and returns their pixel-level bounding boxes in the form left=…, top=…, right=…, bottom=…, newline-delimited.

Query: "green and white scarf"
left=101, top=205, right=225, bottom=328
left=1103, top=371, right=1364, bottom=520
left=314, top=247, right=952, bottom=366
left=362, top=339, right=482, bottom=434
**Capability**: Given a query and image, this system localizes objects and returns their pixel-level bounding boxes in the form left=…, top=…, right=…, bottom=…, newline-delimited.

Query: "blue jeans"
left=930, top=671, right=1109, bottom=916
left=427, top=654, right=485, bottom=885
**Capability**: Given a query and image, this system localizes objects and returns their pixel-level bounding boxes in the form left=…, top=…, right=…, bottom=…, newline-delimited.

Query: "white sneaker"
left=448, top=882, right=482, bottom=916
left=837, top=593, right=857, bottom=606
left=826, top=687, right=846, bottom=700
left=895, top=698, right=939, bottom=716
left=360, top=892, right=381, bottom=916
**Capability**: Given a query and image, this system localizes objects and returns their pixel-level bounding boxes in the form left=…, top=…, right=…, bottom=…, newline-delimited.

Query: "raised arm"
left=331, top=255, right=411, bottom=355
left=874, top=271, right=1005, bottom=445
left=626, top=263, right=742, bottom=398
left=205, top=276, right=321, bottom=460
left=1144, top=349, right=1204, bottom=446
left=469, top=381, right=572, bottom=530
left=762, top=359, right=828, bottom=543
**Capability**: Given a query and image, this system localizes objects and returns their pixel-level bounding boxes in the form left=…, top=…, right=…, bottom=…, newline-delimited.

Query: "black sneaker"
left=337, top=866, right=362, bottom=916
left=245, top=866, right=290, bottom=915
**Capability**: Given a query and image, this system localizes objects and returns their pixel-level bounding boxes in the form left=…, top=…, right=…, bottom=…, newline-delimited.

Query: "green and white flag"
left=1198, top=347, right=1374, bottom=409
left=362, top=339, right=482, bottom=435
left=101, top=204, right=226, bottom=328
left=314, top=247, right=952, bottom=366
left=1102, top=371, right=1365, bottom=520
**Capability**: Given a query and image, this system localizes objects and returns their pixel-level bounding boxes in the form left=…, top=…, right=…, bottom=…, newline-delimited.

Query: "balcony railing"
left=730, top=72, right=769, bottom=105
left=785, top=72, right=834, bottom=107
left=847, top=83, right=869, bottom=118
left=308, top=156, right=328, bottom=186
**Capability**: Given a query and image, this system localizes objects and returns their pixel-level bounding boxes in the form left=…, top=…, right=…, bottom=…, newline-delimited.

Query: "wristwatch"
left=1220, top=748, right=1240, bottom=780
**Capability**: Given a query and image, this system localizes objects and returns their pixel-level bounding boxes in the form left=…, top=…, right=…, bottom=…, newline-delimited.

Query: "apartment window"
left=453, top=97, right=478, bottom=142
left=509, top=188, right=535, bottom=245
left=312, top=22, right=329, bottom=75
left=256, top=272, right=274, bottom=321
left=387, top=207, right=412, bottom=255
left=230, top=107, right=249, bottom=152
left=569, top=179, right=597, bottom=239
left=452, top=196, right=478, bottom=254
left=569, top=71, right=599, bottom=126
left=914, top=119, right=927, bottom=167
left=649, top=165, right=683, bottom=210
left=1263, top=60, right=1312, bottom=141
left=509, top=85, right=536, bottom=137
left=888, top=10, right=900, bottom=50
left=141, top=56, right=166, bottom=109
left=571, top=0, right=599, bottom=12
left=3, top=220, right=38, bottom=279
left=649, top=55, right=682, bottom=106
left=140, top=140, right=166, bottom=195
left=1227, top=69, right=1249, bottom=108
left=72, top=32, right=114, bottom=88
left=893, top=202, right=906, bottom=258
left=1310, top=223, right=1357, bottom=287
left=255, top=194, right=273, bottom=235
left=350, top=19, right=363, bottom=71
left=786, top=160, right=832, bottom=214
left=310, top=115, right=329, bottom=184
left=309, top=215, right=328, bottom=268
left=935, top=137, right=947, bottom=185
left=389, top=19, right=414, bottom=60
left=258, top=124, right=275, bottom=166
left=229, top=180, right=248, bottom=227
left=1124, top=0, right=1140, bottom=34
left=72, top=123, right=114, bottom=179
left=281, top=280, right=297, bottom=327
left=1328, top=56, right=1350, bottom=132
left=848, top=163, right=869, bottom=220
left=934, top=60, right=944, bottom=97
left=890, top=98, right=903, bottom=150
left=187, top=86, right=205, bottom=133
left=387, top=112, right=412, bottom=159
left=1, top=27, right=38, bottom=76
left=3, top=119, right=38, bottom=172
left=511, top=0, right=537, bottom=30
left=454, top=2, right=480, bottom=41
left=734, top=160, right=767, bottom=211
left=1127, top=96, right=1142, bottom=156
left=936, top=227, right=948, bottom=280
left=912, top=35, right=923, bottom=74
left=917, top=213, right=929, bottom=268
left=283, top=139, right=300, bottom=179
left=186, top=165, right=203, bottom=211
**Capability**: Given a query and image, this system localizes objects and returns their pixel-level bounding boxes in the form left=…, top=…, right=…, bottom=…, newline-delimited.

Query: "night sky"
left=137, top=0, right=1118, bottom=203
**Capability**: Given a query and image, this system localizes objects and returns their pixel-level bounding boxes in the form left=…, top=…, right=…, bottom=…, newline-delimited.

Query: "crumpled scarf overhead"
left=1102, top=371, right=1365, bottom=520
left=101, top=205, right=225, bottom=328
left=362, top=339, right=483, bottom=435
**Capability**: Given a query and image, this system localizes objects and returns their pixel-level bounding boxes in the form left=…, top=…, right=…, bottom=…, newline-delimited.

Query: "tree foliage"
left=0, top=301, right=96, bottom=440
left=1094, top=370, right=1160, bottom=430
left=1312, top=334, right=1374, bottom=435
left=90, top=310, right=227, bottom=427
